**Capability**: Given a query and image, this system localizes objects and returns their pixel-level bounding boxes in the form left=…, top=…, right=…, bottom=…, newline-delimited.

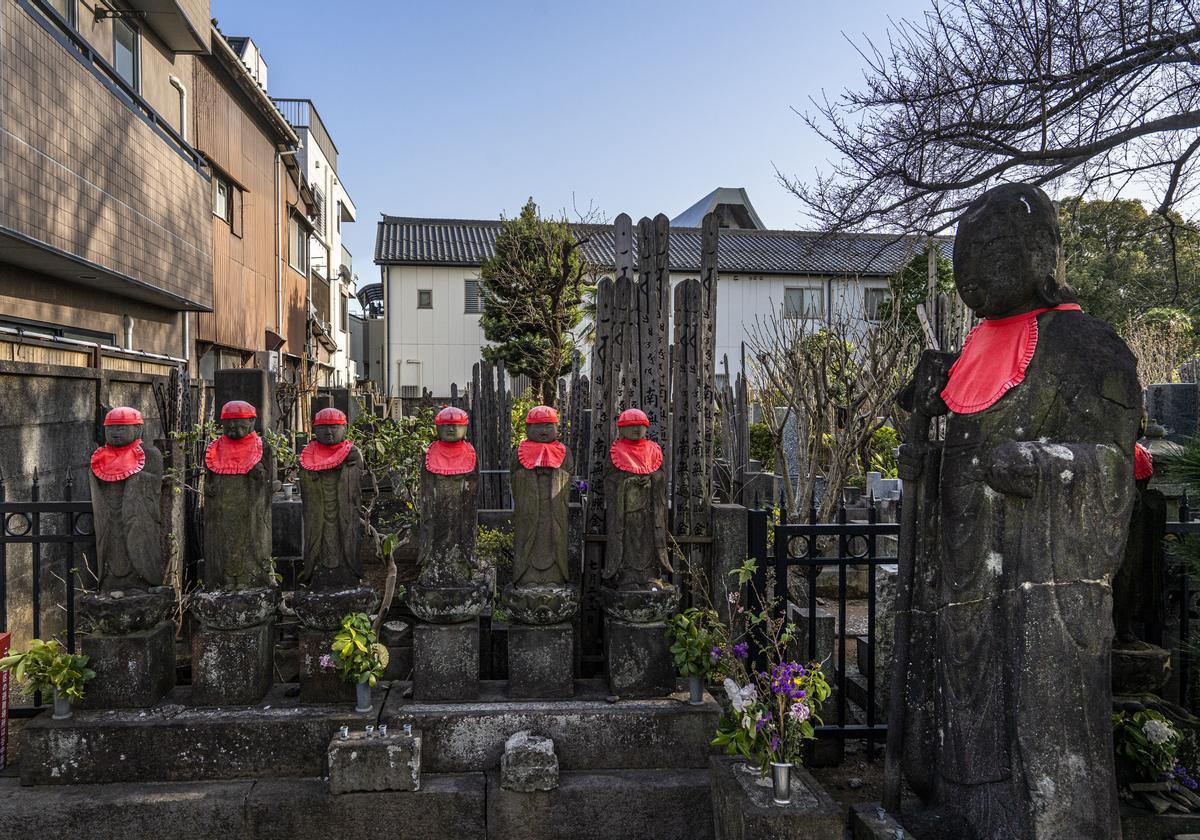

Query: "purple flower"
left=769, top=736, right=781, bottom=752
left=769, top=662, right=808, bottom=701
left=755, top=711, right=773, bottom=733
left=710, top=646, right=722, bottom=661
left=319, top=654, right=335, bottom=670
left=789, top=702, right=811, bottom=723
left=732, top=642, right=749, bottom=660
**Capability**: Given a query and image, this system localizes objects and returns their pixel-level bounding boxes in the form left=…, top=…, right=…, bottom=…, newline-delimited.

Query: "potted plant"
left=666, top=607, right=722, bottom=704
left=330, top=612, right=389, bottom=713
left=709, top=559, right=831, bottom=805
left=0, top=638, right=95, bottom=720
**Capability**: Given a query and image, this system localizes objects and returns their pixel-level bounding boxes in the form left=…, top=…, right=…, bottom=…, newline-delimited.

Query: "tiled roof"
left=375, top=216, right=950, bottom=277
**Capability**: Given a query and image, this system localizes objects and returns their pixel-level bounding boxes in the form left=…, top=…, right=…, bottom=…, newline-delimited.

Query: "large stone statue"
left=503, top=405, right=578, bottom=626
left=894, top=184, right=1139, bottom=839
left=89, top=406, right=164, bottom=593
left=202, top=401, right=273, bottom=589
left=298, top=407, right=363, bottom=590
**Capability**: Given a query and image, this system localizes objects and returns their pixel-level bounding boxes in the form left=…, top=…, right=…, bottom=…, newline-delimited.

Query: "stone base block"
left=79, top=621, right=175, bottom=709
left=414, top=620, right=479, bottom=702
left=509, top=623, right=574, bottom=699
left=190, top=620, right=275, bottom=706
left=604, top=617, right=675, bottom=698
left=383, top=678, right=720, bottom=773
left=328, top=729, right=421, bottom=794
left=500, top=730, right=558, bottom=791
left=850, top=803, right=918, bottom=839
left=1113, top=642, right=1172, bottom=695
left=710, top=756, right=843, bottom=840
left=299, top=628, right=353, bottom=703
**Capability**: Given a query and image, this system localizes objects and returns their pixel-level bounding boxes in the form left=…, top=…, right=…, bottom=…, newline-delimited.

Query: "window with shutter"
left=465, top=279, right=483, bottom=313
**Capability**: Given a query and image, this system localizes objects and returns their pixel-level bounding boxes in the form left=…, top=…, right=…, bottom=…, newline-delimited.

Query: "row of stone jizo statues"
left=78, top=397, right=680, bottom=709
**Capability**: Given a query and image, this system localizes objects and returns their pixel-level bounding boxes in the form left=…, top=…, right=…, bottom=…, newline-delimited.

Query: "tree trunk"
left=541, top=378, right=557, bottom=408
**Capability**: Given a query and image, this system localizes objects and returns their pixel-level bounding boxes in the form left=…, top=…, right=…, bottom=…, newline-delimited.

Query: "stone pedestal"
left=710, top=756, right=843, bottom=840
left=299, top=628, right=353, bottom=703
left=413, top=620, right=479, bottom=701
left=79, top=621, right=175, bottom=709
left=509, top=623, right=574, bottom=699
left=328, top=728, right=421, bottom=794
left=1113, top=642, right=1172, bottom=695
left=191, top=620, right=274, bottom=706
left=500, top=730, right=558, bottom=791
left=604, top=617, right=675, bottom=698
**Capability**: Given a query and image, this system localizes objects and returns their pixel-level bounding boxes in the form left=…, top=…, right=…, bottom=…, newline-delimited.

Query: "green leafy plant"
left=477, top=526, right=515, bottom=573
left=868, top=425, right=901, bottom=478
left=264, top=428, right=299, bottom=484
left=0, top=638, right=96, bottom=701
left=666, top=607, right=721, bottom=679
left=748, top=422, right=776, bottom=472
left=330, top=613, right=389, bottom=687
left=1113, top=708, right=1183, bottom=782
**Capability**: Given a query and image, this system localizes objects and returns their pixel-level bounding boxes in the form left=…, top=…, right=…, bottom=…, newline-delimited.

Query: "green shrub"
left=748, top=423, right=775, bottom=472
left=330, top=613, right=389, bottom=686
left=0, top=638, right=95, bottom=701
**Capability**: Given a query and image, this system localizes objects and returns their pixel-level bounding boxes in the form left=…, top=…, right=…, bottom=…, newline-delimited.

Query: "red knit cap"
left=435, top=406, right=469, bottom=425
left=104, top=406, right=144, bottom=426
left=617, top=408, right=650, bottom=427
left=220, top=400, right=257, bottom=420
left=313, top=407, right=348, bottom=426
left=526, top=405, right=559, bottom=425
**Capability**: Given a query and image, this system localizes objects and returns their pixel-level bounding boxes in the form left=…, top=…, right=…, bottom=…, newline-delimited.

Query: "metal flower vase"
left=771, top=762, right=793, bottom=805
left=355, top=681, right=372, bottom=713
left=52, top=689, right=72, bottom=721
left=688, top=675, right=704, bottom=705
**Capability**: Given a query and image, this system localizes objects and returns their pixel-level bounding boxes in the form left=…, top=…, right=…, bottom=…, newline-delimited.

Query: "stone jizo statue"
left=603, top=408, right=669, bottom=591
left=202, top=400, right=273, bottom=589
left=89, top=406, right=164, bottom=591
left=894, top=183, right=1139, bottom=840
left=299, top=407, right=363, bottom=590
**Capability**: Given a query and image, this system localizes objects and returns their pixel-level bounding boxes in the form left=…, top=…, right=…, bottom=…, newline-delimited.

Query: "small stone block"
left=413, top=620, right=479, bottom=702
left=500, top=730, right=558, bottom=792
left=850, top=803, right=918, bottom=840
left=299, top=629, right=353, bottom=703
left=79, top=621, right=175, bottom=709
left=191, top=620, right=274, bottom=706
left=604, top=618, right=675, bottom=698
left=328, top=729, right=421, bottom=794
left=508, top=623, right=574, bottom=699
left=710, top=756, right=843, bottom=840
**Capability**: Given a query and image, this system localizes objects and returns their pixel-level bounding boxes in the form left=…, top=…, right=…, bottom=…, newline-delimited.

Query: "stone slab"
left=191, top=620, right=274, bottom=706
left=509, top=623, right=574, bottom=699
left=850, top=802, right=919, bottom=839
left=486, top=768, right=713, bottom=840
left=299, top=627, right=354, bottom=703
left=500, top=730, right=558, bottom=791
left=1120, top=804, right=1200, bottom=840
left=605, top=617, right=676, bottom=698
left=328, top=729, right=421, bottom=794
left=0, top=774, right=484, bottom=840
left=79, top=620, right=175, bottom=709
left=710, top=755, right=844, bottom=840
left=19, top=683, right=386, bottom=785
left=383, top=678, right=720, bottom=773
left=414, top=620, right=480, bottom=701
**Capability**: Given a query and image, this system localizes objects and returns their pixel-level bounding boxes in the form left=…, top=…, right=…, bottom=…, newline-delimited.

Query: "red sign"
left=0, top=632, right=8, bottom=769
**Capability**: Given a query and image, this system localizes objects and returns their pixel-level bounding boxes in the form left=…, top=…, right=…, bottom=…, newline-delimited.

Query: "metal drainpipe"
left=122, top=314, right=134, bottom=350
left=168, top=75, right=188, bottom=141
left=381, top=264, right=391, bottom=397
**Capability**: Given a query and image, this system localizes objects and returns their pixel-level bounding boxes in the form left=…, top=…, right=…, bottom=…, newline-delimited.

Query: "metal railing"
left=273, top=98, right=338, bottom=172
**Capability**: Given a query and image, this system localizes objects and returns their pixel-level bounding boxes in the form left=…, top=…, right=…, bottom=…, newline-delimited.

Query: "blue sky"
left=213, top=0, right=933, bottom=285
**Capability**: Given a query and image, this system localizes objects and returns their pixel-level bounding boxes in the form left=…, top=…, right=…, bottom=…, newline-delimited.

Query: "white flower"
left=1143, top=719, right=1177, bottom=746
left=789, top=702, right=811, bottom=723
left=723, top=677, right=757, bottom=713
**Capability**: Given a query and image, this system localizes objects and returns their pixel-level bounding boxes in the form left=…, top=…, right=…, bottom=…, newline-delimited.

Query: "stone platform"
left=19, top=683, right=384, bottom=785
left=383, top=678, right=721, bottom=772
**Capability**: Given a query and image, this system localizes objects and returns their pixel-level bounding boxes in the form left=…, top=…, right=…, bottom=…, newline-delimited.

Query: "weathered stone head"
left=312, top=407, right=348, bottom=445
left=953, top=183, right=1076, bottom=319
left=220, top=400, right=257, bottom=440
left=617, top=408, right=649, bottom=440
left=103, top=406, right=144, bottom=446
left=525, top=405, right=559, bottom=443
left=435, top=406, right=469, bottom=442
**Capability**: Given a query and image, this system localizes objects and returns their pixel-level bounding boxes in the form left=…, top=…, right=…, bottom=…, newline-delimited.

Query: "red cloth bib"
left=425, top=440, right=477, bottom=475
left=90, top=441, right=146, bottom=482
left=300, top=439, right=353, bottom=471
left=610, top=438, right=663, bottom=474
left=205, top=433, right=263, bottom=475
left=1135, top=443, right=1154, bottom=481
left=518, top=440, right=567, bottom=470
left=941, top=304, right=1082, bottom=414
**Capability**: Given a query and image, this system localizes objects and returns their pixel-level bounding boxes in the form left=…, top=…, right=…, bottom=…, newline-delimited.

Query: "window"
left=213, top=177, right=231, bottom=223
left=288, top=214, right=308, bottom=272
left=417, top=289, right=433, bottom=309
left=464, top=279, right=483, bottom=313
left=864, top=288, right=891, bottom=321
left=47, top=0, right=76, bottom=26
left=784, top=287, right=824, bottom=319
left=113, top=17, right=139, bottom=92
left=401, top=385, right=420, bottom=398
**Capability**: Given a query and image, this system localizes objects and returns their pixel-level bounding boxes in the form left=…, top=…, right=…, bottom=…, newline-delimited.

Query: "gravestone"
left=1145, top=383, right=1199, bottom=443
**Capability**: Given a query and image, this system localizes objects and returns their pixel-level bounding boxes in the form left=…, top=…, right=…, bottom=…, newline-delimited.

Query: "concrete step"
left=383, top=678, right=722, bottom=773
left=19, top=683, right=386, bottom=786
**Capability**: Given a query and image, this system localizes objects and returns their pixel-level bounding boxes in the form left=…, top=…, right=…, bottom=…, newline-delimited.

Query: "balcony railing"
left=340, top=244, right=352, bottom=279
left=273, top=98, right=338, bottom=172
left=311, top=272, right=331, bottom=327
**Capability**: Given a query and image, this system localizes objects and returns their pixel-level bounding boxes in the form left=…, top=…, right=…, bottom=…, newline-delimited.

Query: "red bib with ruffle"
left=425, top=440, right=477, bottom=475
left=205, top=433, right=263, bottom=475
left=300, top=439, right=353, bottom=471
left=1135, top=443, right=1154, bottom=481
left=941, top=304, right=1081, bottom=414
left=518, top=440, right=566, bottom=470
left=91, top=441, right=146, bottom=482
left=610, top=438, right=663, bottom=474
